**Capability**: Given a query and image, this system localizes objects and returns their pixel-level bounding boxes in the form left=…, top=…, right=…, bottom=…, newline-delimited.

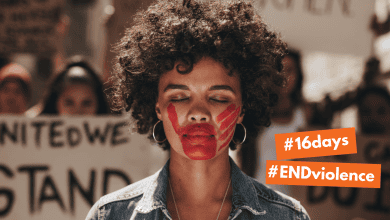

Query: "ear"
left=236, top=107, right=245, bottom=124
left=155, top=102, right=162, bottom=120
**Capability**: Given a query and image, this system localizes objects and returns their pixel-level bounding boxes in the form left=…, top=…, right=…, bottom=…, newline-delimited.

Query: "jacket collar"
left=135, top=156, right=265, bottom=215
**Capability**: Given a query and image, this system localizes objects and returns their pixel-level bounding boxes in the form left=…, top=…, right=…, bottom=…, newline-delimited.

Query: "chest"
left=167, top=200, right=232, bottom=220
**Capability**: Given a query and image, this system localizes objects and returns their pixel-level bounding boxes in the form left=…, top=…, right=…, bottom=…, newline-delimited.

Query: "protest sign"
left=0, top=0, right=65, bottom=54
left=290, top=135, right=390, bottom=220
left=254, top=0, right=374, bottom=57
left=0, top=116, right=169, bottom=220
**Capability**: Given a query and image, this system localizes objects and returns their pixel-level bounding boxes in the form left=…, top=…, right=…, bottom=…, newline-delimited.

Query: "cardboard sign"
left=0, top=116, right=169, bottom=220
left=290, top=135, right=390, bottom=220
left=0, top=0, right=65, bottom=54
left=254, top=0, right=374, bottom=57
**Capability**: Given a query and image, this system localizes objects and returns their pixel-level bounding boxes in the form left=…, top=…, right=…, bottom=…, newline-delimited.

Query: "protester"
left=357, top=86, right=390, bottom=135
left=0, top=63, right=31, bottom=114
left=254, top=49, right=308, bottom=195
left=273, top=49, right=306, bottom=124
left=86, top=0, right=310, bottom=219
left=235, top=49, right=308, bottom=178
left=26, top=56, right=110, bottom=116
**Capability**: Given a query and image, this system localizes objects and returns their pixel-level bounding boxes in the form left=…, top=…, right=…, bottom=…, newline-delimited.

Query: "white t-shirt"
left=255, top=107, right=306, bottom=195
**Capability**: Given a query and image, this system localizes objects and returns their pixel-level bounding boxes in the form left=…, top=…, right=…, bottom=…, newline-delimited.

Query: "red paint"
left=217, top=105, right=241, bottom=149
left=178, top=121, right=216, bottom=135
left=167, top=103, right=217, bottom=160
left=216, top=104, right=236, bottom=123
left=167, top=103, right=242, bottom=159
left=219, top=106, right=241, bottom=131
left=218, top=132, right=234, bottom=151
left=218, top=118, right=237, bottom=141
left=168, top=103, right=180, bottom=132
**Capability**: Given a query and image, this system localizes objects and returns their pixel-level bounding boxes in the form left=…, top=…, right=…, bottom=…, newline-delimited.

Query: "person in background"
left=357, top=86, right=390, bottom=135
left=235, top=49, right=308, bottom=177
left=273, top=49, right=306, bottom=124
left=26, top=56, right=110, bottom=116
left=255, top=49, right=308, bottom=194
left=0, top=63, right=31, bottom=114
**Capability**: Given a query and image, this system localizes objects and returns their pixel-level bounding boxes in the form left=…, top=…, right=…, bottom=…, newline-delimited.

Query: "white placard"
left=0, top=116, right=169, bottom=220
left=254, top=0, right=374, bottom=57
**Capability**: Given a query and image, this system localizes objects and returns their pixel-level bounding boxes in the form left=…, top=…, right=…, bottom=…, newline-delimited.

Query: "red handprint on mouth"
left=167, top=103, right=241, bottom=160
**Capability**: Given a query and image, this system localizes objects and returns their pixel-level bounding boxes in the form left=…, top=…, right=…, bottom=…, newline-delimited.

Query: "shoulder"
left=85, top=174, right=154, bottom=220
left=101, top=173, right=156, bottom=204
left=249, top=176, right=310, bottom=220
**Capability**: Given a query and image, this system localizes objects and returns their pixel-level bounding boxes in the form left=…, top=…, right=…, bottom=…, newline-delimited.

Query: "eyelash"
left=211, top=98, right=228, bottom=103
left=171, top=98, right=189, bottom=102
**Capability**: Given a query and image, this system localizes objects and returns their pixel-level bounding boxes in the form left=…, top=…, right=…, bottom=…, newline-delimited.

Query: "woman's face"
left=0, top=80, right=28, bottom=114
left=281, top=56, right=298, bottom=95
left=56, top=84, right=98, bottom=115
left=359, top=93, right=390, bottom=134
left=156, top=57, right=244, bottom=160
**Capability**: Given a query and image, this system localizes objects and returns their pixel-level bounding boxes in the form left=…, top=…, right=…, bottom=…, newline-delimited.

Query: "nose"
left=187, top=104, right=211, bottom=123
left=77, top=107, right=88, bottom=115
left=70, top=105, right=84, bottom=115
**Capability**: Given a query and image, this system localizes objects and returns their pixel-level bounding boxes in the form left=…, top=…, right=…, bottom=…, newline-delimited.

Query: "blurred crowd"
left=0, top=56, right=111, bottom=117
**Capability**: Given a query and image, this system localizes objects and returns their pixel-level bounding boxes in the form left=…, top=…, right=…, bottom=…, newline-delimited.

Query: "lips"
left=178, top=123, right=216, bottom=137
left=182, top=136, right=215, bottom=146
left=184, top=131, right=214, bottom=137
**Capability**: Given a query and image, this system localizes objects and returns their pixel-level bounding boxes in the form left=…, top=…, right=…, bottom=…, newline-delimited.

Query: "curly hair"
left=107, top=0, right=287, bottom=150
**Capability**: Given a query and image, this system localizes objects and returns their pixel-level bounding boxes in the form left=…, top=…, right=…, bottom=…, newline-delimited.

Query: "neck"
left=168, top=150, right=232, bottom=205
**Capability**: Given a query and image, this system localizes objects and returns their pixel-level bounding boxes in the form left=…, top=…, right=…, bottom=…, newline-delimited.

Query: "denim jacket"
left=86, top=157, right=310, bottom=220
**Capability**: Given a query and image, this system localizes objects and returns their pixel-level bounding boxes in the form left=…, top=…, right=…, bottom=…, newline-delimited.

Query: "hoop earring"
left=153, top=120, right=166, bottom=143
left=232, top=123, right=246, bottom=145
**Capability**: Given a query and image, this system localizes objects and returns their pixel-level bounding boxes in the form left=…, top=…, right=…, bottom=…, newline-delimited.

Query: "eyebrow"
left=163, top=84, right=189, bottom=92
left=209, top=85, right=235, bottom=94
left=163, top=84, right=235, bottom=93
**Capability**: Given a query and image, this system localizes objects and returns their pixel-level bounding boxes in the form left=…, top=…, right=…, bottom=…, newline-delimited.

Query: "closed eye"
left=210, top=95, right=230, bottom=103
left=170, top=97, right=189, bottom=102
left=210, top=98, right=229, bottom=103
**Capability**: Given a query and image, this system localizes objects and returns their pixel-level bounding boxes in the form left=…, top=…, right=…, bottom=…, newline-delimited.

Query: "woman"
left=273, top=49, right=305, bottom=124
left=237, top=49, right=306, bottom=179
left=357, top=86, right=390, bottom=134
left=255, top=49, right=308, bottom=195
left=0, top=63, right=31, bottom=114
left=26, top=56, right=111, bottom=116
left=87, top=0, right=310, bottom=219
